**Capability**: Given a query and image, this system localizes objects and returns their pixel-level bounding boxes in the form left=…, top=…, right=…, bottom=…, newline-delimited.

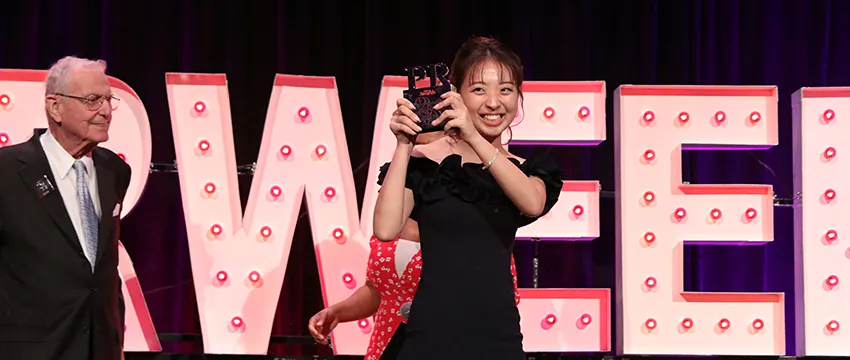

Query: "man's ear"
left=45, top=96, right=62, bottom=122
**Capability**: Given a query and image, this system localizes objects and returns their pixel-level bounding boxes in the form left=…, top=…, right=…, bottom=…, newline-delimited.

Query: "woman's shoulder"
left=505, top=151, right=526, bottom=165
left=511, top=152, right=561, bottom=175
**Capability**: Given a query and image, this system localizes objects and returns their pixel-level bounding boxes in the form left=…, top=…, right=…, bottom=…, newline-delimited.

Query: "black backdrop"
left=1, top=0, right=848, bottom=356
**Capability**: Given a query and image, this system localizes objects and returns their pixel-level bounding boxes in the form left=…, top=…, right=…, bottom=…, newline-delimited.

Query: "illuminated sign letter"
left=511, top=81, right=610, bottom=352
left=614, top=85, right=783, bottom=355
left=792, top=87, right=850, bottom=356
left=166, top=74, right=370, bottom=354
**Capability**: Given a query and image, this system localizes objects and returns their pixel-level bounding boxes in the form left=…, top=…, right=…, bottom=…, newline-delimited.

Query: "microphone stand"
left=532, top=237, right=540, bottom=288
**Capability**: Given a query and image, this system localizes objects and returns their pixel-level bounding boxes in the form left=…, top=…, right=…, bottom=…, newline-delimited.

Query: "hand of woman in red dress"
left=308, top=308, right=340, bottom=345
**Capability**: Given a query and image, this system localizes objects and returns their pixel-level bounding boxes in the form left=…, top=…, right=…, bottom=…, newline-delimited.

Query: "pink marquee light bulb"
left=198, top=140, right=210, bottom=152
left=298, top=106, right=310, bottom=118
left=825, top=229, right=838, bottom=243
left=269, top=186, right=282, bottom=198
left=315, top=144, right=327, bottom=157
left=280, top=145, right=292, bottom=156
left=824, top=147, right=837, bottom=159
left=749, top=111, right=761, bottom=123
left=260, top=226, right=272, bottom=238
left=824, top=109, right=835, bottom=121
left=543, top=107, right=556, bottom=119
left=577, top=106, right=590, bottom=119
left=678, top=111, right=689, bottom=122
left=827, top=275, right=839, bottom=287
left=324, top=186, right=336, bottom=199
left=825, top=189, right=836, bottom=200
left=210, top=224, right=223, bottom=236
left=828, top=320, right=840, bottom=331
left=342, top=272, right=356, bottom=289
left=573, top=205, right=584, bottom=216
left=710, top=208, right=722, bottom=220
left=358, top=319, right=372, bottom=334
left=643, top=111, right=655, bottom=122
left=216, top=271, right=228, bottom=282
left=231, top=316, right=243, bottom=327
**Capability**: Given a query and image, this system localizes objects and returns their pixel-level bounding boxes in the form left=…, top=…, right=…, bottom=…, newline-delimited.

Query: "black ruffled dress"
left=377, top=154, right=562, bottom=360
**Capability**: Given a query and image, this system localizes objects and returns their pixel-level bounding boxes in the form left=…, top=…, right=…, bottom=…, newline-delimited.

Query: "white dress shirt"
left=394, top=239, right=421, bottom=277
left=40, top=130, right=102, bottom=260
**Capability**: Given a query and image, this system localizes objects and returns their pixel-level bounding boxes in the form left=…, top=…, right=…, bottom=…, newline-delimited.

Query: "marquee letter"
left=362, top=79, right=612, bottom=353
left=792, top=87, right=850, bottom=356
left=166, top=74, right=372, bottom=354
left=0, top=69, right=160, bottom=351
left=510, top=81, right=610, bottom=352
left=614, top=85, right=784, bottom=355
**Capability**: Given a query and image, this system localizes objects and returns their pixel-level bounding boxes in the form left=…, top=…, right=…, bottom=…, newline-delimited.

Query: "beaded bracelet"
left=482, top=149, right=499, bottom=170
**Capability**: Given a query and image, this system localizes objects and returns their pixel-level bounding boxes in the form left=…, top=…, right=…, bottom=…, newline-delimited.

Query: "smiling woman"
left=446, top=36, right=524, bottom=143
left=373, top=36, right=564, bottom=360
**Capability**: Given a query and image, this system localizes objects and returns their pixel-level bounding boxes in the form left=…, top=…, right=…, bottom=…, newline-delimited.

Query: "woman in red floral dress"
left=308, top=219, right=520, bottom=359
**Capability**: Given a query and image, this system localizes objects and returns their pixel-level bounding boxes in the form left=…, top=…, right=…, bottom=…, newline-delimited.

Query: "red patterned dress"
left=363, top=236, right=520, bottom=359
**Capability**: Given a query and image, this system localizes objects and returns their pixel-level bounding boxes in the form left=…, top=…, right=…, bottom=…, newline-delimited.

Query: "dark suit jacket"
left=0, top=129, right=131, bottom=360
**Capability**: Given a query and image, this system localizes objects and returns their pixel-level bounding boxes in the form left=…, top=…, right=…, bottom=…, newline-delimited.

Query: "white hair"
left=44, top=56, right=107, bottom=96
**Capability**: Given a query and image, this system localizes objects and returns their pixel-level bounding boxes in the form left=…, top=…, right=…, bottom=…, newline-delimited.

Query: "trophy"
left=403, top=63, right=451, bottom=133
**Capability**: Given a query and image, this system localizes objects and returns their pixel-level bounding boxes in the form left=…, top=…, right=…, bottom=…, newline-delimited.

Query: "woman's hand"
left=432, top=92, right=482, bottom=143
left=390, top=98, right=422, bottom=145
left=308, top=308, right=340, bottom=345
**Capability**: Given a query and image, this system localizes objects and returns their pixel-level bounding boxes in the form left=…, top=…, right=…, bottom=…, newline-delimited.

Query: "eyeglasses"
left=56, top=93, right=121, bottom=111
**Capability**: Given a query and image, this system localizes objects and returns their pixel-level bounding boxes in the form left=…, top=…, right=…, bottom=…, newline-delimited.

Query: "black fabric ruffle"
left=378, top=154, right=563, bottom=225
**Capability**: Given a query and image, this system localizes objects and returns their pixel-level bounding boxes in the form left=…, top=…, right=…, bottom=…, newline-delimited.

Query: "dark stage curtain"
left=1, top=0, right=847, bottom=356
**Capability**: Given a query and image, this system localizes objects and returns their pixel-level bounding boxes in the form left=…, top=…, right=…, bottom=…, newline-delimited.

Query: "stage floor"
left=124, top=353, right=819, bottom=360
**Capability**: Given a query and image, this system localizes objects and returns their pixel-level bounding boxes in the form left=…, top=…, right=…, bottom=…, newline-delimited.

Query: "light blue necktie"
left=73, top=160, right=98, bottom=269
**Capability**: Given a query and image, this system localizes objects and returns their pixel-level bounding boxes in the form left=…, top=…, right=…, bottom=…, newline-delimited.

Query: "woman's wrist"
left=467, top=135, right=497, bottom=161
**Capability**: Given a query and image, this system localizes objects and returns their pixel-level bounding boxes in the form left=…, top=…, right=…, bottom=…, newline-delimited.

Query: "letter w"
left=166, top=74, right=370, bottom=354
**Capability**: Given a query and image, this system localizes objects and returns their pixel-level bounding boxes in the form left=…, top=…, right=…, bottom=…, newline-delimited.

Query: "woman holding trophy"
left=374, top=36, right=562, bottom=359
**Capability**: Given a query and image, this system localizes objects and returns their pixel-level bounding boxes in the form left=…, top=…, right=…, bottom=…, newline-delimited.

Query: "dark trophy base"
left=402, top=63, right=451, bottom=133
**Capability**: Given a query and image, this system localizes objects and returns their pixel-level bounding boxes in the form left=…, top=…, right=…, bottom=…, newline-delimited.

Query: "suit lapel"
left=92, top=148, right=116, bottom=268
left=17, top=129, right=83, bottom=254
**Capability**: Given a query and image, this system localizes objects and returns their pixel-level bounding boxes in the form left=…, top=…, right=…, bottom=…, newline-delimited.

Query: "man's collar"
left=41, top=129, right=94, bottom=180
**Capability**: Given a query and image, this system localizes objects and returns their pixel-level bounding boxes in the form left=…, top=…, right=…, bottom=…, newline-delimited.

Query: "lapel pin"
left=34, top=175, right=55, bottom=199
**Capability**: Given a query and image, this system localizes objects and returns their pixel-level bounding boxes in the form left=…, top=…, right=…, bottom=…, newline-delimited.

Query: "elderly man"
left=0, top=56, right=130, bottom=360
